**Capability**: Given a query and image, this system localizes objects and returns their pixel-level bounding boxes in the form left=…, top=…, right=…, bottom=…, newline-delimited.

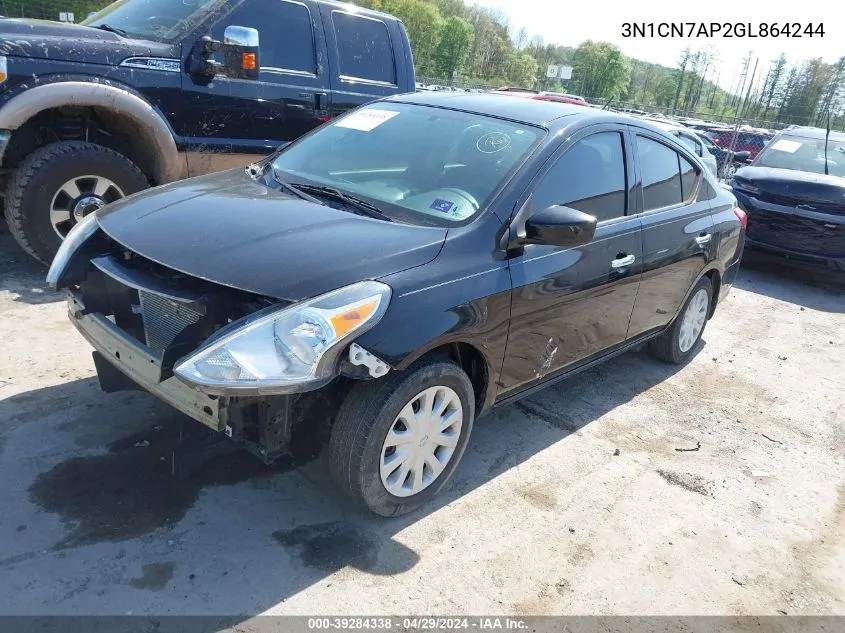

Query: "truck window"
left=215, top=0, right=317, bottom=74
left=331, top=11, right=396, bottom=84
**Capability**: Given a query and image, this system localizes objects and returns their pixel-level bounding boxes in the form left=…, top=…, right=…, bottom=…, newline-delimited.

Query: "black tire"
left=648, top=276, right=713, bottom=364
left=4, top=141, right=149, bottom=264
left=329, top=358, right=475, bottom=517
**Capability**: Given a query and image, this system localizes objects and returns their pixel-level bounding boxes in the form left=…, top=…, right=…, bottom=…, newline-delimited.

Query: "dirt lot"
left=1, top=230, right=843, bottom=618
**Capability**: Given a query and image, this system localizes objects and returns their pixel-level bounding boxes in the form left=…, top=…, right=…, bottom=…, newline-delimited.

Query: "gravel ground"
left=0, top=231, right=843, bottom=618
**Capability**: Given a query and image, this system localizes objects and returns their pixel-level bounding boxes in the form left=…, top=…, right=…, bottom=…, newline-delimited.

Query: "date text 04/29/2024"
left=622, top=22, right=825, bottom=38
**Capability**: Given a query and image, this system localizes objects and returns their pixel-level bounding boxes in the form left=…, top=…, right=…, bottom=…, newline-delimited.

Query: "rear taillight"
left=733, top=206, right=747, bottom=227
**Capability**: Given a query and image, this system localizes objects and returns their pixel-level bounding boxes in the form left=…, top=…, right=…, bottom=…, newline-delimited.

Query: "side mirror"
left=734, top=150, right=751, bottom=163
left=222, top=25, right=260, bottom=80
left=523, top=205, right=597, bottom=248
left=191, top=26, right=260, bottom=80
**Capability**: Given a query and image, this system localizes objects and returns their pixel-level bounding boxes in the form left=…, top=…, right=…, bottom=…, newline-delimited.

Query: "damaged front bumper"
left=68, top=290, right=226, bottom=431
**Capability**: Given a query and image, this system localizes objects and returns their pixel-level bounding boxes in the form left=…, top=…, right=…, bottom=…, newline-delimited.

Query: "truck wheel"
left=4, top=141, right=149, bottom=264
left=329, top=358, right=475, bottom=517
left=648, top=276, right=712, bottom=364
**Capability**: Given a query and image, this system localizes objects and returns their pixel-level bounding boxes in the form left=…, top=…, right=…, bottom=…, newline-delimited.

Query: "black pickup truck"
left=0, top=0, right=415, bottom=263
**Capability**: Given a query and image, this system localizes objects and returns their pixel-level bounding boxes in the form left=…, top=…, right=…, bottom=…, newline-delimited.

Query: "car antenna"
left=602, top=98, right=614, bottom=111
left=824, top=109, right=831, bottom=176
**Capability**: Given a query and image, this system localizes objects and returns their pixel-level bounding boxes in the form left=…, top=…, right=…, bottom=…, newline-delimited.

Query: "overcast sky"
left=477, top=0, right=842, bottom=92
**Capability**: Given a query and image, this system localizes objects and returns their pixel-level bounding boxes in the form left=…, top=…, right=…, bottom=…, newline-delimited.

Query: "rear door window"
left=675, top=133, right=702, bottom=157
left=637, top=136, right=683, bottom=211
left=331, top=11, right=396, bottom=84
left=679, top=155, right=699, bottom=201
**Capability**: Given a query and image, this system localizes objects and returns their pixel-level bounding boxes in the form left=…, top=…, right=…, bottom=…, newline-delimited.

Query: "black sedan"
left=47, top=93, right=746, bottom=516
left=732, top=126, right=845, bottom=272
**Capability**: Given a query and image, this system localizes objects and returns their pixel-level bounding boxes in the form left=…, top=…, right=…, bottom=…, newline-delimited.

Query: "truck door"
left=317, top=5, right=411, bottom=117
left=181, top=0, right=331, bottom=175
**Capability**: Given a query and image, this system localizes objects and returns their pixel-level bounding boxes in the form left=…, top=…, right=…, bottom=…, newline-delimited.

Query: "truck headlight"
left=174, top=281, right=391, bottom=394
left=46, top=212, right=100, bottom=287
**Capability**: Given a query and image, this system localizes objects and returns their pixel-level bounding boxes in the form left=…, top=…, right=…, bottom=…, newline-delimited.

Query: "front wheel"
left=4, top=141, right=150, bottom=264
left=648, top=276, right=713, bottom=364
left=329, top=358, right=475, bottom=516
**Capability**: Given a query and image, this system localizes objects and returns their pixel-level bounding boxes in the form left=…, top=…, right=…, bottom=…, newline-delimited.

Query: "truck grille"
left=138, top=291, right=204, bottom=357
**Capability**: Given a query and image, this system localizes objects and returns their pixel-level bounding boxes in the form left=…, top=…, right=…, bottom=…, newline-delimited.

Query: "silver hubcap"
left=380, top=386, right=463, bottom=498
left=50, top=175, right=124, bottom=238
left=678, top=288, right=709, bottom=353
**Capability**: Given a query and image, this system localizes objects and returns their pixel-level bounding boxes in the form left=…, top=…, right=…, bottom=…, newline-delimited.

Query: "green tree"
left=381, top=0, right=442, bottom=74
left=506, top=51, right=537, bottom=88
left=433, top=15, right=474, bottom=79
left=571, top=41, right=631, bottom=100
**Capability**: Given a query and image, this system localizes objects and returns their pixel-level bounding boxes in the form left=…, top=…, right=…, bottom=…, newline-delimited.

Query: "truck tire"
left=329, top=358, right=475, bottom=517
left=4, top=141, right=149, bottom=264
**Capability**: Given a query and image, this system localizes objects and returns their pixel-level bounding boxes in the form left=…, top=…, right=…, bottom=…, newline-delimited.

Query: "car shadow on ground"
left=735, top=251, right=845, bottom=314
left=0, top=338, right=698, bottom=618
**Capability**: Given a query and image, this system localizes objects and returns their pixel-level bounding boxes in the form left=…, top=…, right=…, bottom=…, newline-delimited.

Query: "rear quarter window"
left=332, top=11, right=396, bottom=84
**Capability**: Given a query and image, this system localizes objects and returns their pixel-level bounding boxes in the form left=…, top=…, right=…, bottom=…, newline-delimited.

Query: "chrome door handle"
left=611, top=254, right=636, bottom=269
left=695, top=234, right=712, bottom=246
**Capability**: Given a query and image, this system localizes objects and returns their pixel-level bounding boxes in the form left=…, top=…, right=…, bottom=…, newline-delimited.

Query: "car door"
left=180, top=0, right=330, bottom=175
left=626, top=129, right=716, bottom=338
left=498, top=126, right=643, bottom=395
left=318, top=6, right=411, bottom=117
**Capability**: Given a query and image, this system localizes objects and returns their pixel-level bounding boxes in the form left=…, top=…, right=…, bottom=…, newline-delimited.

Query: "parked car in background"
left=732, top=126, right=845, bottom=272
left=533, top=92, right=589, bottom=106
left=0, top=0, right=415, bottom=264
left=707, top=127, right=774, bottom=160
left=48, top=93, right=745, bottom=516
left=639, top=118, right=719, bottom=177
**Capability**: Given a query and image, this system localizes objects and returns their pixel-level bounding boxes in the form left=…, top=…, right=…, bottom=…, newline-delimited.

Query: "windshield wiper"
left=268, top=166, right=331, bottom=207
left=95, top=24, right=129, bottom=37
left=288, top=183, right=392, bottom=222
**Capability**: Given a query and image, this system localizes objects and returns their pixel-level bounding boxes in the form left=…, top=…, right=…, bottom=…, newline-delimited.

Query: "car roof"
left=780, top=126, right=845, bottom=142
left=386, top=91, right=632, bottom=127
left=317, top=0, right=399, bottom=21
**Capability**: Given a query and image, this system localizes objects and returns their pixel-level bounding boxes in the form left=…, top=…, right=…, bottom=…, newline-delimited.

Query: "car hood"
left=0, top=19, right=175, bottom=64
left=95, top=169, right=448, bottom=301
left=734, top=166, right=845, bottom=213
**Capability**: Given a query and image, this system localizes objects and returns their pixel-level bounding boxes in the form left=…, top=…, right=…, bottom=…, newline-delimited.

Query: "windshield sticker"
left=477, top=132, right=512, bottom=154
left=335, top=109, right=400, bottom=132
left=771, top=139, right=802, bottom=153
left=430, top=198, right=455, bottom=213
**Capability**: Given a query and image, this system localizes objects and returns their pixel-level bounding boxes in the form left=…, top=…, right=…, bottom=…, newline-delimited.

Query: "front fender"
left=0, top=77, right=182, bottom=183
left=355, top=222, right=513, bottom=413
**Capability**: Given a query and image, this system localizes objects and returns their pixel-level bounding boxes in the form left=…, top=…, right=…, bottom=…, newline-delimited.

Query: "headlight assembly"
left=174, top=280, right=392, bottom=394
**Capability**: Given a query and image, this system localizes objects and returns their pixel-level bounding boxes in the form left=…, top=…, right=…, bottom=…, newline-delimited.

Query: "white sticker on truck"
left=771, top=139, right=802, bottom=153
left=335, top=109, right=400, bottom=132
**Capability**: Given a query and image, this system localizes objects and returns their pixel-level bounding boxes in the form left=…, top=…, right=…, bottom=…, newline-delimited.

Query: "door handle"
left=611, top=254, right=636, bottom=269
left=695, top=233, right=712, bottom=246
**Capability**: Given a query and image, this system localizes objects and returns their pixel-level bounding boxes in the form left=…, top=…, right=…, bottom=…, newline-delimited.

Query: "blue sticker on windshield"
left=430, top=198, right=455, bottom=213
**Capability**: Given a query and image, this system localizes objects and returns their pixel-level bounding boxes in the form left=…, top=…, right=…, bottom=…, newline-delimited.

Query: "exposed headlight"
left=174, top=281, right=392, bottom=395
left=46, top=212, right=100, bottom=287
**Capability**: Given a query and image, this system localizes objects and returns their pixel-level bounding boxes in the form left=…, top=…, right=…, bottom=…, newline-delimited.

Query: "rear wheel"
left=4, top=141, right=149, bottom=264
left=329, top=358, right=475, bottom=516
left=648, top=276, right=712, bottom=364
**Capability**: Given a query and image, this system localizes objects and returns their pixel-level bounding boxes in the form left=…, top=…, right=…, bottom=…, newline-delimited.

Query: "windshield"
left=755, top=134, right=845, bottom=178
left=81, top=0, right=224, bottom=42
left=271, top=103, right=544, bottom=226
